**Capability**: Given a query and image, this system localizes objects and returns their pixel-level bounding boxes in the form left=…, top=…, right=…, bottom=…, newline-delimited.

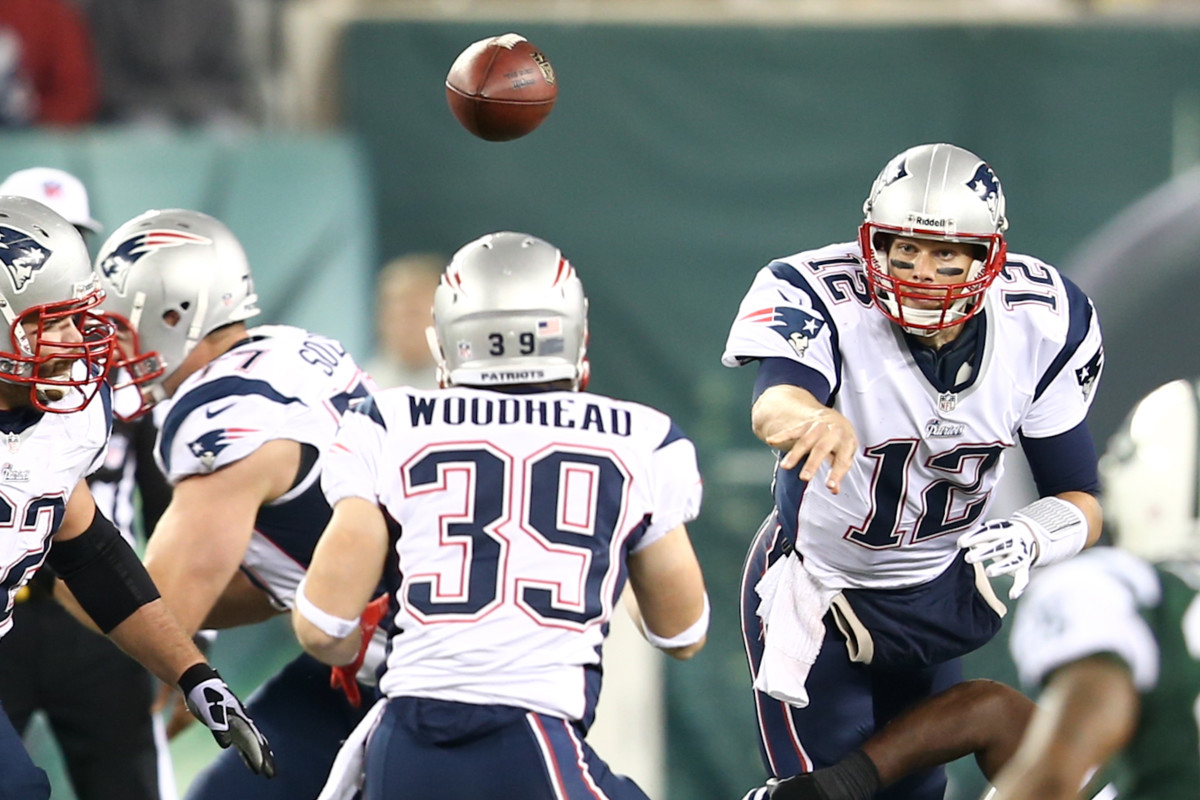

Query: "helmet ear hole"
left=163, top=310, right=181, bottom=328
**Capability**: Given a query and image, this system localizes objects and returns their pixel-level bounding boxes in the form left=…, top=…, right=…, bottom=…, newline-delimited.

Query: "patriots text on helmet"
left=408, top=394, right=631, bottom=436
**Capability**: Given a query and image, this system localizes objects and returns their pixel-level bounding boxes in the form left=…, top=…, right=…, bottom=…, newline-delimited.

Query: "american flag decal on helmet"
left=99, top=229, right=212, bottom=294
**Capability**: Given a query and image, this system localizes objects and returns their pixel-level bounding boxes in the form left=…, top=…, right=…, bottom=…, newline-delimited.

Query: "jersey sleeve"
left=633, top=417, right=703, bottom=553
left=721, top=263, right=837, bottom=391
left=156, top=377, right=306, bottom=483
left=1021, top=278, right=1104, bottom=438
left=321, top=397, right=388, bottom=508
left=1010, top=548, right=1161, bottom=692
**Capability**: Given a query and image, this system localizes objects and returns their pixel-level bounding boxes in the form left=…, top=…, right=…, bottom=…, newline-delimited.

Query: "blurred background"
left=5, top=0, right=1200, bottom=798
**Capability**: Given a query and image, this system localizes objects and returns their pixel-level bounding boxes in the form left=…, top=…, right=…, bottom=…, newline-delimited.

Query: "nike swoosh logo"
left=205, top=402, right=236, bottom=419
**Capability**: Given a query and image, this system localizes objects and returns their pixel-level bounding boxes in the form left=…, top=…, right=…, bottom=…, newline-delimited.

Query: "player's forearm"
left=293, top=613, right=363, bottom=666
left=750, top=384, right=826, bottom=447
left=144, top=548, right=238, bottom=636
left=989, top=657, right=1136, bottom=800
left=1055, top=490, right=1103, bottom=548
left=107, top=598, right=206, bottom=685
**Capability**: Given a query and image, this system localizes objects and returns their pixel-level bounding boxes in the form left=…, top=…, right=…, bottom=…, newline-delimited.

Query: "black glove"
left=178, top=663, right=277, bottom=778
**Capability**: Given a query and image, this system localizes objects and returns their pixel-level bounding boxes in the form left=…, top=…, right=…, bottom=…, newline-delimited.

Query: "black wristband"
left=178, top=662, right=220, bottom=694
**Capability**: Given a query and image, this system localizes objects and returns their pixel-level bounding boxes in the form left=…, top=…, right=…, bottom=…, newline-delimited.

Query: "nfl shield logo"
left=937, top=391, right=958, bottom=413
left=457, top=341, right=472, bottom=360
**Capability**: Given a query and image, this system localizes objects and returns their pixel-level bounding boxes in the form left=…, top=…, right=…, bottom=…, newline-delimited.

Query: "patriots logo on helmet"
left=967, top=163, right=1002, bottom=204
left=187, top=427, right=257, bottom=471
left=0, top=225, right=51, bottom=292
left=879, top=156, right=909, bottom=188
left=740, top=306, right=826, bottom=358
left=99, top=229, right=212, bottom=294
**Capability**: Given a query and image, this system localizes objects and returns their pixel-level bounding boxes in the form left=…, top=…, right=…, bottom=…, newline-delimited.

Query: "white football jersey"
left=0, top=386, right=112, bottom=638
left=723, top=241, right=1104, bottom=589
left=322, top=386, right=703, bottom=722
left=156, top=325, right=373, bottom=608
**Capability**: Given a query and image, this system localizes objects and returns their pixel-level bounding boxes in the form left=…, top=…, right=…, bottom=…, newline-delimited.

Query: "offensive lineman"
left=93, top=208, right=379, bottom=800
left=723, top=143, right=1104, bottom=799
left=0, top=197, right=273, bottom=797
left=294, top=232, right=709, bottom=799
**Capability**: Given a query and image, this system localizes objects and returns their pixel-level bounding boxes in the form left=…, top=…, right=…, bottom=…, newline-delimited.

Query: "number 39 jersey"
left=1010, top=548, right=1200, bottom=799
left=0, top=386, right=112, bottom=638
left=322, top=386, right=703, bottom=723
left=156, top=325, right=372, bottom=608
left=722, top=241, right=1104, bottom=589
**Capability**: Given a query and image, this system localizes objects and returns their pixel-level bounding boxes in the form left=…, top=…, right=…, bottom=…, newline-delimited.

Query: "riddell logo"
left=913, top=216, right=948, bottom=228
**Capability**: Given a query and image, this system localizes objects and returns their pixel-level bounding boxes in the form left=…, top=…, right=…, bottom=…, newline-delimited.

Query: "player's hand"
left=179, top=663, right=276, bottom=778
left=330, top=594, right=390, bottom=708
left=958, top=519, right=1039, bottom=599
left=765, top=409, right=857, bottom=494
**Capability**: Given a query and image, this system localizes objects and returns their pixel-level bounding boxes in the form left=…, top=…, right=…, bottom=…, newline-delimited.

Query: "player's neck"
left=161, top=324, right=249, bottom=397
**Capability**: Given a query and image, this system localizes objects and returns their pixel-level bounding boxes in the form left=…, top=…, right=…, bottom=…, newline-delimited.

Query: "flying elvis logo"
left=99, top=229, right=212, bottom=294
left=188, top=428, right=257, bottom=471
left=741, top=306, right=825, bottom=358
left=0, top=225, right=51, bottom=292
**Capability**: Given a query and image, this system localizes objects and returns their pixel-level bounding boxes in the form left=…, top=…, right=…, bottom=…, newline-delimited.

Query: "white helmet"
left=859, top=143, right=1009, bottom=335
left=429, top=232, right=588, bottom=389
left=94, top=209, right=260, bottom=418
left=0, top=196, right=114, bottom=412
left=1101, top=378, right=1200, bottom=561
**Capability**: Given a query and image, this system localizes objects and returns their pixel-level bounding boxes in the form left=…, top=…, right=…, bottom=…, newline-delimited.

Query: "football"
left=445, top=34, right=557, bottom=142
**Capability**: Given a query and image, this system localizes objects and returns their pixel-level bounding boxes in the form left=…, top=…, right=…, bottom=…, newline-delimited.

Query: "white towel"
left=317, top=698, right=387, bottom=800
left=752, top=553, right=837, bottom=707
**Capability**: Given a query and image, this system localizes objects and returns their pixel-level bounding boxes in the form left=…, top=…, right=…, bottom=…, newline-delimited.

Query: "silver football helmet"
left=95, top=209, right=260, bottom=418
left=859, top=143, right=1009, bottom=335
left=429, top=232, right=588, bottom=389
left=1101, top=378, right=1200, bottom=561
left=0, top=195, right=114, bottom=412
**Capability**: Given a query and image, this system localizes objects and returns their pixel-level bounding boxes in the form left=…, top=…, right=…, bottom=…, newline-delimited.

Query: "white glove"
left=957, top=519, right=1037, bottom=600
left=179, top=663, right=277, bottom=778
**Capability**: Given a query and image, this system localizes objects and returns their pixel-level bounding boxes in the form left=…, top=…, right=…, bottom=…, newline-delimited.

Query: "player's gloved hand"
left=179, top=663, right=276, bottom=778
left=958, top=519, right=1038, bottom=600
left=330, top=594, right=390, bottom=708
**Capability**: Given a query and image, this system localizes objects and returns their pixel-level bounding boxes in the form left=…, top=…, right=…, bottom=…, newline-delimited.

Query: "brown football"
left=445, top=34, right=557, bottom=142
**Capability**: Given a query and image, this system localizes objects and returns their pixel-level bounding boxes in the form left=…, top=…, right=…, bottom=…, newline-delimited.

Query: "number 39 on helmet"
left=429, top=232, right=589, bottom=391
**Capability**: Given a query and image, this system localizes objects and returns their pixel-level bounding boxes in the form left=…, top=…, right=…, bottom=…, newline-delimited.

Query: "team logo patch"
left=967, top=162, right=1003, bottom=215
left=0, top=225, right=51, bottom=292
left=187, top=427, right=257, bottom=471
left=99, top=229, right=212, bottom=294
left=880, top=156, right=908, bottom=188
left=1074, top=346, right=1104, bottom=402
left=740, top=306, right=826, bottom=359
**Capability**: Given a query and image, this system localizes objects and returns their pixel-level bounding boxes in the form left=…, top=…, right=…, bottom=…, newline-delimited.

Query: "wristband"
left=644, top=594, right=709, bottom=650
left=1011, top=496, right=1089, bottom=568
left=295, top=576, right=360, bottom=639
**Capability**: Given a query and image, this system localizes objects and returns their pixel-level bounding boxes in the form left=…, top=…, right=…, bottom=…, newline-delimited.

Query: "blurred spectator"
left=364, top=252, right=443, bottom=389
left=75, top=0, right=249, bottom=127
left=0, top=0, right=99, bottom=126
